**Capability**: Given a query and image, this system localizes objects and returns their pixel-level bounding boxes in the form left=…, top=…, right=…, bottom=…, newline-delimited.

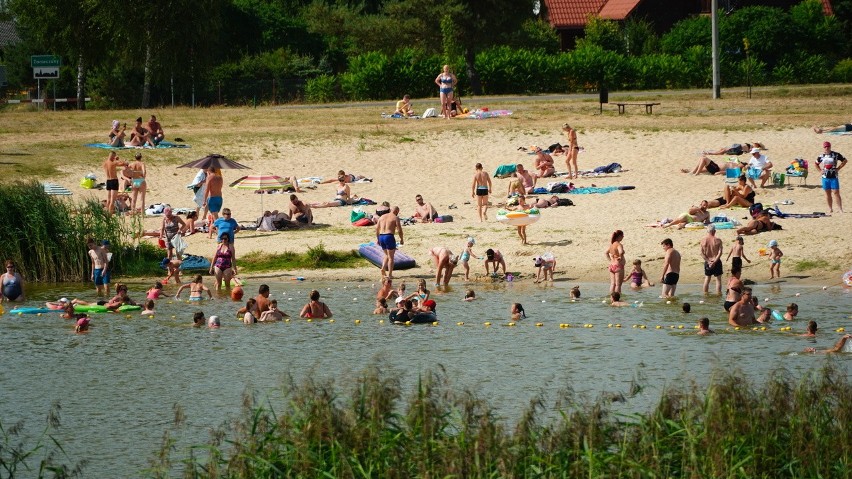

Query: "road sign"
left=31, top=55, right=61, bottom=68
left=33, top=67, right=59, bottom=79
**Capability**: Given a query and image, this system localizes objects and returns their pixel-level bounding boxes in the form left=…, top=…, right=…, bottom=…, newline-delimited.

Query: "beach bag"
left=593, top=162, right=622, bottom=174
left=350, top=207, right=366, bottom=223
left=550, top=183, right=570, bottom=193
left=439, top=215, right=453, bottom=223
left=749, top=203, right=764, bottom=219
left=352, top=217, right=373, bottom=227
left=422, top=108, right=438, bottom=118
left=79, top=177, right=96, bottom=189
left=556, top=198, right=574, bottom=206
left=170, top=233, right=188, bottom=256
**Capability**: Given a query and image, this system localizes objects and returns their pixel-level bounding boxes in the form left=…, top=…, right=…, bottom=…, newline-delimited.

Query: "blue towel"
left=567, top=186, right=620, bottom=195
left=85, top=141, right=190, bottom=150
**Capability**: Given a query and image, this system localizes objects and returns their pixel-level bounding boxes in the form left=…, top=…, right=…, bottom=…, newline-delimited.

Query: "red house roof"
left=598, top=0, right=642, bottom=19
left=546, top=0, right=608, bottom=28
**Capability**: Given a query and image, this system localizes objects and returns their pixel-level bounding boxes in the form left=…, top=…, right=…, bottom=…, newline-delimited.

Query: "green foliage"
left=661, top=15, right=710, bottom=55
left=0, top=402, right=87, bottom=477
left=304, top=74, right=340, bottom=103
left=628, top=54, right=691, bottom=89
left=721, top=6, right=790, bottom=67
left=578, top=16, right=624, bottom=53
left=773, top=52, right=830, bottom=84
left=475, top=47, right=561, bottom=94
left=789, top=0, right=844, bottom=59
left=565, top=44, right=628, bottom=89
left=0, top=182, right=147, bottom=282
left=831, top=58, right=852, bottom=82
left=622, top=17, right=659, bottom=57
left=208, top=48, right=326, bottom=104
left=155, top=364, right=852, bottom=478
left=737, top=57, right=769, bottom=87
left=239, top=243, right=365, bottom=271
left=509, top=18, right=561, bottom=54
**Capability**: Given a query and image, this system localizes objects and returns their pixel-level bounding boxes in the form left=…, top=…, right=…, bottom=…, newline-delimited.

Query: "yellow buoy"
left=457, top=321, right=464, bottom=326
left=378, top=320, right=383, bottom=324
left=508, top=322, right=516, bottom=327
left=608, top=324, right=613, bottom=328
left=484, top=322, right=492, bottom=326
left=37, top=313, right=42, bottom=316
left=306, top=319, right=313, bottom=322
left=355, top=319, right=361, bottom=324
left=405, top=321, right=412, bottom=325
left=655, top=325, right=662, bottom=329
left=148, top=315, right=154, bottom=319
left=535, top=322, right=543, bottom=327
left=328, top=319, right=335, bottom=323
left=735, top=327, right=741, bottom=330
left=640, top=325, right=646, bottom=329
left=432, top=322, right=439, bottom=326
left=615, top=324, right=621, bottom=328
left=677, top=325, right=684, bottom=329
left=285, top=318, right=291, bottom=322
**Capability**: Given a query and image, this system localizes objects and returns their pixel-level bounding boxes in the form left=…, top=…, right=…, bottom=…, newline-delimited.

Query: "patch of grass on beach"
left=239, top=243, right=366, bottom=272
left=793, top=259, right=832, bottom=272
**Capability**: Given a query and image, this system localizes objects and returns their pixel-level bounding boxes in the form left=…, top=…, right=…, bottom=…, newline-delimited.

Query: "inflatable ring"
left=843, top=270, right=852, bottom=287
left=771, top=310, right=784, bottom=321
left=496, top=208, right=541, bottom=226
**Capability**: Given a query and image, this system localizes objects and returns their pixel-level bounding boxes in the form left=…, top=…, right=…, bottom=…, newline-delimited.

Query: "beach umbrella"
left=41, top=182, right=72, bottom=196
left=230, top=174, right=292, bottom=215
left=177, top=154, right=250, bottom=170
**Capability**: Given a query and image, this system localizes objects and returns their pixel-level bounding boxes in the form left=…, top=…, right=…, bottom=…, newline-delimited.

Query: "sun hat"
left=423, top=299, right=437, bottom=311
left=768, top=239, right=778, bottom=247
left=59, top=297, right=69, bottom=303
left=208, top=315, right=220, bottom=327
left=395, top=297, right=405, bottom=304
left=750, top=147, right=761, bottom=154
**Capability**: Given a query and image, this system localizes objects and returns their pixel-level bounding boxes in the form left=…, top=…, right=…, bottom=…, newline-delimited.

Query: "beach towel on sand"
left=494, top=164, right=517, bottom=178
left=85, top=141, right=190, bottom=149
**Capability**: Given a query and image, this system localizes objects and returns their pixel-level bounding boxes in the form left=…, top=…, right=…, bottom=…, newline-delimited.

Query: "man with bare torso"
left=145, top=115, right=165, bottom=145
left=288, top=194, right=313, bottom=225
left=515, top=164, right=535, bottom=194
left=700, top=224, right=724, bottom=294
left=471, top=163, right=491, bottom=221
left=376, top=201, right=404, bottom=279
left=128, top=117, right=154, bottom=147
left=414, top=194, right=439, bottom=222
left=728, top=287, right=770, bottom=327
left=204, top=166, right=224, bottom=224
left=659, top=238, right=681, bottom=298
left=103, top=152, right=128, bottom=216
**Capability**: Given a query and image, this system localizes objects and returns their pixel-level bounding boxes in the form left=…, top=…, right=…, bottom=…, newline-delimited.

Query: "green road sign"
left=31, top=55, right=61, bottom=68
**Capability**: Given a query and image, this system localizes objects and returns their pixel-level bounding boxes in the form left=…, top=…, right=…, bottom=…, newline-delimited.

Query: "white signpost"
left=31, top=55, right=61, bottom=110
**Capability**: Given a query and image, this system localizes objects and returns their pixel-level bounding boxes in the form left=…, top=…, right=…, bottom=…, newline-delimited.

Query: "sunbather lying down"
left=662, top=200, right=710, bottom=229
left=319, top=170, right=371, bottom=184
left=813, top=123, right=852, bottom=134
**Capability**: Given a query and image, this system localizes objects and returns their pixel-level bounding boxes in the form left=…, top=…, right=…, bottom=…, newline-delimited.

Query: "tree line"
left=0, top=0, right=850, bottom=108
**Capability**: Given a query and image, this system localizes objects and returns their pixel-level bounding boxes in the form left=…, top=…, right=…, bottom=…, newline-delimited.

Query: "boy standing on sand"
left=471, top=163, right=491, bottom=221
left=376, top=204, right=404, bottom=279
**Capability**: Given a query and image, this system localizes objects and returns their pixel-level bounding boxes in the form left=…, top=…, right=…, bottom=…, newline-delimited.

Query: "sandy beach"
left=7, top=90, right=852, bottom=286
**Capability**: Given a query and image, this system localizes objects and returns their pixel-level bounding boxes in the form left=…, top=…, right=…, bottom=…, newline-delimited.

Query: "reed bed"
left=148, top=363, right=850, bottom=479
left=0, top=182, right=162, bottom=282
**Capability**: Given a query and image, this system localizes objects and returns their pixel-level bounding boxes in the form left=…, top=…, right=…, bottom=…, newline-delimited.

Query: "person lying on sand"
left=662, top=200, right=710, bottom=229
left=813, top=123, right=852, bottom=134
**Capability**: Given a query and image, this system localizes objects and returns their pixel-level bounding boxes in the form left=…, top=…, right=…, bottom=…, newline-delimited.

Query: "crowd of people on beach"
left=2, top=96, right=849, bottom=352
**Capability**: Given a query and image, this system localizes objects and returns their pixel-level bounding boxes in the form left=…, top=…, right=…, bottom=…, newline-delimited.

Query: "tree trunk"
left=142, top=31, right=152, bottom=108
left=464, top=47, right=481, bottom=95
left=76, top=53, right=86, bottom=111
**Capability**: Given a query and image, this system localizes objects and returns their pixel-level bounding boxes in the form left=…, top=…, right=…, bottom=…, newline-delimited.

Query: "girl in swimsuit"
left=129, top=152, right=147, bottom=213
left=434, top=64, right=457, bottom=120
left=210, top=235, right=237, bottom=290
left=459, top=237, right=478, bottom=281
left=606, top=230, right=626, bottom=294
left=405, top=279, right=431, bottom=309
left=146, top=281, right=165, bottom=300
left=175, top=274, right=213, bottom=301
left=242, top=298, right=258, bottom=324
left=562, top=123, right=580, bottom=179
left=626, top=259, right=653, bottom=289
left=724, top=267, right=743, bottom=312
left=311, top=176, right=352, bottom=207
left=1, top=260, right=24, bottom=302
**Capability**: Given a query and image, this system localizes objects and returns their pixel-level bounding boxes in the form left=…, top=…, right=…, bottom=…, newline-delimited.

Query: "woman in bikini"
left=128, top=152, right=147, bottom=213
left=533, top=148, right=556, bottom=178
left=434, top=65, right=457, bottom=120
left=311, top=176, right=352, bottom=207
left=175, top=274, right=213, bottom=301
left=723, top=267, right=743, bottom=312
left=719, top=175, right=756, bottom=209
left=108, top=120, right=126, bottom=147
left=663, top=201, right=710, bottom=229
left=210, top=235, right=237, bottom=290
left=606, top=230, right=626, bottom=295
left=562, top=123, right=580, bottom=179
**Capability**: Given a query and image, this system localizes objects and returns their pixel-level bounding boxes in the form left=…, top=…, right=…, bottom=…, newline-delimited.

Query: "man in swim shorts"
left=700, top=224, right=723, bottom=294
left=659, top=238, right=681, bottom=298
left=146, top=115, right=165, bottom=145
left=204, top=166, right=224, bottom=224
left=288, top=194, right=314, bottom=225
left=471, top=163, right=492, bottom=222
left=102, top=151, right=128, bottom=216
left=376, top=202, right=404, bottom=279
left=815, top=141, right=847, bottom=213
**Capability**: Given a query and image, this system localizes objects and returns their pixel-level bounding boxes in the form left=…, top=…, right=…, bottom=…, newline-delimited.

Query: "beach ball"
left=231, top=285, right=244, bottom=301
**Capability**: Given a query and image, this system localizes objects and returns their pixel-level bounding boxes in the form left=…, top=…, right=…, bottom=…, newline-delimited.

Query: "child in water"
left=768, top=239, right=783, bottom=279
left=373, top=298, right=389, bottom=314
left=140, top=299, right=156, bottom=315
left=146, top=281, right=165, bottom=300
left=570, top=286, right=581, bottom=299
left=75, top=316, right=90, bottom=333
left=609, top=292, right=629, bottom=307
left=510, top=303, right=526, bottom=321
left=697, top=317, right=714, bottom=335
left=785, top=303, right=798, bottom=321
left=175, top=274, right=213, bottom=301
left=192, top=311, right=205, bottom=327
left=463, top=289, right=476, bottom=301
left=626, top=259, right=653, bottom=289
left=260, top=299, right=286, bottom=322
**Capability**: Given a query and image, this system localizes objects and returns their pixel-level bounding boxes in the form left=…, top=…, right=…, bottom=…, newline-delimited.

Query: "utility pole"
left=711, top=0, right=721, bottom=99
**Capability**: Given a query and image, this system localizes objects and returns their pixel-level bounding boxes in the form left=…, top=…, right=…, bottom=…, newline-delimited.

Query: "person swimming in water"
left=1, top=260, right=25, bottom=302
left=175, top=274, right=213, bottom=301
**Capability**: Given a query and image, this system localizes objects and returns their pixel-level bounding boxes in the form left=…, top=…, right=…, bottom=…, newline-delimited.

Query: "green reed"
left=0, top=182, right=159, bottom=282
left=0, top=402, right=87, bottom=478
left=150, top=362, right=850, bottom=478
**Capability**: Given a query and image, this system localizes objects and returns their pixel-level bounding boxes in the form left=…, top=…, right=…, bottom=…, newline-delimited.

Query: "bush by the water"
left=0, top=182, right=161, bottom=282
left=150, top=363, right=851, bottom=478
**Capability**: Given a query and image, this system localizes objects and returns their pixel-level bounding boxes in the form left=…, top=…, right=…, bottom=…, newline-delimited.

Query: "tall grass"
left=0, top=182, right=160, bottom=282
left=151, top=363, right=851, bottom=478
left=239, top=243, right=366, bottom=272
left=0, top=402, right=87, bottom=478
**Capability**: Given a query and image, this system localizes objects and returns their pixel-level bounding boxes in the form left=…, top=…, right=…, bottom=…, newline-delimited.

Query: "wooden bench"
left=615, top=102, right=660, bottom=114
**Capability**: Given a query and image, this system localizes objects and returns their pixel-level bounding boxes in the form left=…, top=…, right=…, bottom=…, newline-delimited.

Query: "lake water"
left=1, top=279, right=849, bottom=477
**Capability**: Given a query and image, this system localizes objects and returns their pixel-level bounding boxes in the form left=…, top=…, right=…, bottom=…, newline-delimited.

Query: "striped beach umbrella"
left=41, top=182, right=72, bottom=196
left=230, top=175, right=292, bottom=215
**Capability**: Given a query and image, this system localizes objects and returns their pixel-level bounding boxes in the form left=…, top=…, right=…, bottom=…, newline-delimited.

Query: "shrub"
left=660, top=16, right=710, bottom=55
left=304, top=74, right=340, bottom=103
left=831, top=58, right=852, bottom=83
